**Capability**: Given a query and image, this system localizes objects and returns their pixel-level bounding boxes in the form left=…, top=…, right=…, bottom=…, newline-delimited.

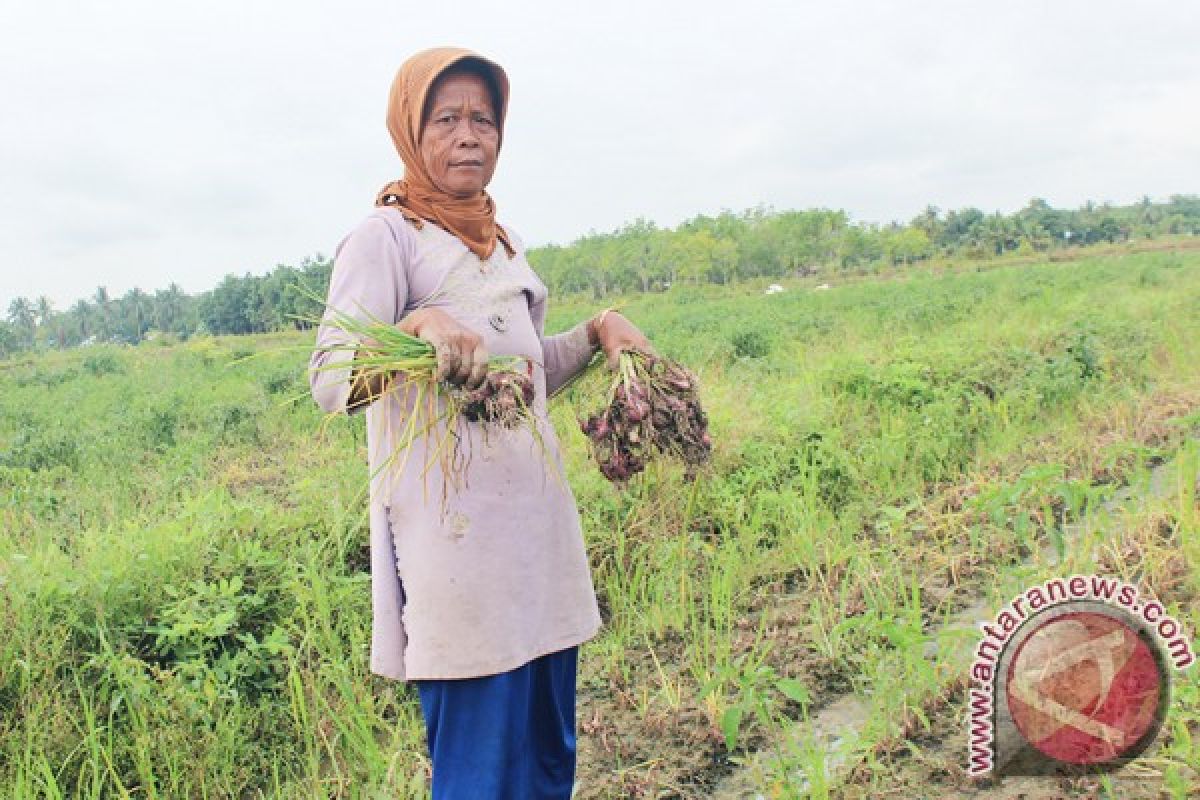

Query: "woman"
left=309, top=47, right=651, bottom=798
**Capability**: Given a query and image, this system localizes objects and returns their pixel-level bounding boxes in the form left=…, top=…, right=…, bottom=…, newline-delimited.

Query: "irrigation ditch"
left=709, top=441, right=1199, bottom=799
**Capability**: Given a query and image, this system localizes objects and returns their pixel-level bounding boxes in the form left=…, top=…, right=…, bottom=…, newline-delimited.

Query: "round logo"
left=1005, top=609, right=1168, bottom=766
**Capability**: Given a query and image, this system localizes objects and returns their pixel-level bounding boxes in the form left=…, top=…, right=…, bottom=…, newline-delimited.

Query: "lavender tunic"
left=310, top=208, right=602, bottom=681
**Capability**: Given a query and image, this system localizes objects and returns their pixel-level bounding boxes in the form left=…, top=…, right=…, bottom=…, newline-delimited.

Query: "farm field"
left=2, top=245, right=1199, bottom=798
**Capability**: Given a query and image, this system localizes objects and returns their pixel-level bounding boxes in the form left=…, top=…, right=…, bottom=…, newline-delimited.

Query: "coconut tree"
left=120, top=287, right=150, bottom=342
left=70, top=298, right=92, bottom=345
left=34, top=295, right=56, bottom=347
left=6, top=297, right=36, bottom=348
left=93, top=286, right=112, bottom=341
left=0, top=321, right=18, bottom=357
left=154, top=282, right=187, bottom=335
left=34, top=296, right=52, bottom=326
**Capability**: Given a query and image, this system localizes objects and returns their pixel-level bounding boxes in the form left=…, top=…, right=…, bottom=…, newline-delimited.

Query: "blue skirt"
left=415, top=646, right=578, bottom=800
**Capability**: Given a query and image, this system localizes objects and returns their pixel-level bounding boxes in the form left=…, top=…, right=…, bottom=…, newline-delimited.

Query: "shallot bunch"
left=580, top=351, right=711, bottom=483
left=458, top=368, right=537, bottom=428
left=304, top=297, right=541, bottom=490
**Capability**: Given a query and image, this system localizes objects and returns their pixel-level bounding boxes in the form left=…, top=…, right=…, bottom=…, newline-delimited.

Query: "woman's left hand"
left=588, top=310, right=654, bottom=369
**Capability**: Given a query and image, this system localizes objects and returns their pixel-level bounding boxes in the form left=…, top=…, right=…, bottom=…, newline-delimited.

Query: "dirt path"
left=711, top=445, right=1198, bottom=799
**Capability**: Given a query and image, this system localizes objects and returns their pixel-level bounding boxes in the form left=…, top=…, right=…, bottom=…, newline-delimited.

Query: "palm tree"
left=7, top=297, right=36, bottom=348
left=125, top=287, right=149, bottom=342
left=35, top=296, right=53, bottom=326
left=1137, top=195, right=1161, bottom=227
left=911, top=205, right=943, bottom=241
left=154, top=282, right=186, bottom=334
left=34, top=296, right=56, bottom=347
left=93, top=286, right=111, bottom=340
left=71, top=298, right=92, bottom=344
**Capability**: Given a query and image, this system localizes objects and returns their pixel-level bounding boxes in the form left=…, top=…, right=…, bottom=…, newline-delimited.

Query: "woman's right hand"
left=399, top=307, right=489, bottom=390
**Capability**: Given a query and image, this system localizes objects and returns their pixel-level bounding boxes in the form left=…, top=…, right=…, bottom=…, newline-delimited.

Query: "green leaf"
left=776, top=678, right=811, bottom=707
left=720, top=705, right=743, bottom=750
left=912, top=705, right=930, bottom=730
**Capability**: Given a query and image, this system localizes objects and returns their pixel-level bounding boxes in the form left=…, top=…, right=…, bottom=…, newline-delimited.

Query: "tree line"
left=0, top=258, right=333, bottom=356
left=3, top=194, right=1198, bottom=357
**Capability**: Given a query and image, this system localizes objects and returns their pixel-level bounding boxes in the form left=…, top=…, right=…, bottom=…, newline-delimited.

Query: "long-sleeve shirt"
left=309, top=208, right=602, bottom=680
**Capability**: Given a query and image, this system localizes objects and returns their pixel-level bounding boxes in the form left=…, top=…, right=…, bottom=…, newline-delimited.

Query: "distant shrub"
left=730, top=329, right=772, bottom=359
left=151, top=331, right=181, bottom=347
left=791, top=313, right=836, bottom=341
left=139, top=407, right=180, bottom=451
left=731, top=431, right=861, bottom=511
left=0, top=427, right=82, bottom=472
left=211, top=403, right=263, bottom=445
left=834, top=360, right=939, bottom=409
left=0, top=464, right=70, bottom=518
left=14, top=366, right=79, bottom=388
left=185, top=338, right=220, bottom=367
left=1063, top=327, right=1101, bottom=380
left=991, top=326, right=1106, bottom=406
left=262, top=370, right=298, bottom=396
left=798, top=432, right=862, bottom=509
left=82, top=351, right=124, bottom=376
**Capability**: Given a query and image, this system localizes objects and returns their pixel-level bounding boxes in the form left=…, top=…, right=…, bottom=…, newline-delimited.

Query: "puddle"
left=712, top=693, right=870, bottom=798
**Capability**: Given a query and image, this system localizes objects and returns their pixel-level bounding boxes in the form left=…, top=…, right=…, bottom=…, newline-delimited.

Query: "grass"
left=1, top=244, right=1198, bottom=797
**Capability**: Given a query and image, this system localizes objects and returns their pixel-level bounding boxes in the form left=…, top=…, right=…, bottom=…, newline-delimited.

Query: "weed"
left=731, top=329, right=773, bottom=359
left=1, top=247, right=1197, bottom=796
left=82, top=351, right=124, bottom=376
left=0, top=428, right=82, bottom=472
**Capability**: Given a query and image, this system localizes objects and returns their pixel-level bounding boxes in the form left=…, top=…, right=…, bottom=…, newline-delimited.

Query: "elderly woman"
left=309, top=47, right=651, bottom=798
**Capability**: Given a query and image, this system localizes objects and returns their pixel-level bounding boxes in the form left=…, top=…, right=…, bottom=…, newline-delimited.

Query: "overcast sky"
left=1, top=1, right=1197, bottom=310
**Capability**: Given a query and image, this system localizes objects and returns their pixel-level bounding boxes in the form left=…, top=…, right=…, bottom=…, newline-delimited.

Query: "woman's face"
left=420, top=70, right=500, bottom=199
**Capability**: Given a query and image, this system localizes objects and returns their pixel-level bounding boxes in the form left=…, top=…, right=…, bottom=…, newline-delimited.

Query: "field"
left=2, top=245, right=1199, bottom=798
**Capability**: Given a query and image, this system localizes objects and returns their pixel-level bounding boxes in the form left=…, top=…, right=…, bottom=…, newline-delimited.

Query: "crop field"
left=2, top=245, right=1199, bottom=798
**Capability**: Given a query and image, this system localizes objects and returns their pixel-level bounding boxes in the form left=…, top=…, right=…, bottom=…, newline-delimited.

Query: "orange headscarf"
left=375, top=47, right=514, bottom=261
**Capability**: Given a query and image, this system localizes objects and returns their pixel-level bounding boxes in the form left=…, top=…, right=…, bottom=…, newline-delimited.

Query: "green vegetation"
left=4, top=195, right=1200, bottom=355
left=1, top=244, right=1198, bottom=798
